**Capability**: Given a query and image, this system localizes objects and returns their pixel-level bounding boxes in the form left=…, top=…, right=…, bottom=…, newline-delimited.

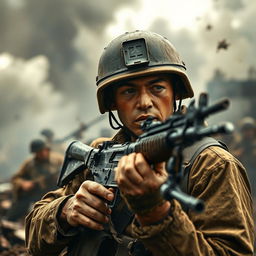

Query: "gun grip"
left=107, top=188, right=120, bottom=208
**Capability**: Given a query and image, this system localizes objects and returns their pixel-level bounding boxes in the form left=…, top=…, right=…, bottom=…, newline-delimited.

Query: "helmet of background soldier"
left=96, top=30, right=194, bottom=114
left=239, top=117, right=256, bottom=132
left=30, top=138, right=50, bottom=153
left=41, top=128, right=54, bottom=139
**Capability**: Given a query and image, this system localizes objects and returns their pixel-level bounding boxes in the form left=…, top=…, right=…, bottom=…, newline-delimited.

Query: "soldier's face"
left=36, top=148, right=50, bottom=160
left=114, top=75, right=174, bottom=136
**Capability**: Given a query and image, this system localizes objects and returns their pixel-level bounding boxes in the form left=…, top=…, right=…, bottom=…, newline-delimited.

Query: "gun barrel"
left=196, top=122, right=234, bottom=137
left=161, top=183, right=204, bottom=213
left=201, top=99, right=229, bottom=118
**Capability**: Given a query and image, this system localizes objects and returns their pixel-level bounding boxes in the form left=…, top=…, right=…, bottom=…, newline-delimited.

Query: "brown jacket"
left=12, top=151, right=64, bottom=200
left=25, top=131, right=254, bottom=255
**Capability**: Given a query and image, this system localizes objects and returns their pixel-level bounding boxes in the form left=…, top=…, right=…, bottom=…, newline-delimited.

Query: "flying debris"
left=217, top=39, right=230, bottom=52
left=206, top=24, right=213, bottom=31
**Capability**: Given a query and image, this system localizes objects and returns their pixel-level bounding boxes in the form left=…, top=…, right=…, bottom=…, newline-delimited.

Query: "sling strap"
left=181, top=136, right=228, bottom=196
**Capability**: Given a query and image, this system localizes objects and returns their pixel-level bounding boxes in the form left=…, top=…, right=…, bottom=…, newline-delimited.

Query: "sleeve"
left=132, top=147, right=254, bottom=256
left=25, top=170, right=87, bottom=256
left=12, top=159, right=32, bottom=189
left=25, top=137, right=114, bottom=255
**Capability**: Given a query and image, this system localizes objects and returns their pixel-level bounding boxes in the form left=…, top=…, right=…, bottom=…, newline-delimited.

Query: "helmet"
left=96, top=30, right=194, bottom=114
left=30, top=139, right=49, bottom=153
left=239, top=117, right=256, bottom=131
left=41, top=128, right=54, bottom=139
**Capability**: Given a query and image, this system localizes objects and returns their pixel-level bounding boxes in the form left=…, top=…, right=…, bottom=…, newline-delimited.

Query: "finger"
left=77, top=182, right=112, bottom=215
left=115, top=160, right=144, bottom=196
left=117, top=175, right=143, bottom=196
left=134, top=153, right=154, bottom=178
left=82, top=180, right=114, bottom=202
left=73, top=200, right=109, bottom=224
left=75, top=190, right=111, bottom=216
left=122, top=153, right=144, bottom=185
left=154, top=162, right=167, bottom=175
left=71, top=211, right=105, bottom=230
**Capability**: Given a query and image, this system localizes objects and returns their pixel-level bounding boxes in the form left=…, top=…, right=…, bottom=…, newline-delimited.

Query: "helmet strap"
left=173, top=86, right=183, bottom=113
left=178, top=98, right=182, bottom=111
left=173, top=90, right=177, bottom=111
left=108, top=111, right=123, bottom=130
left=108, top=111, right=139, bottom=140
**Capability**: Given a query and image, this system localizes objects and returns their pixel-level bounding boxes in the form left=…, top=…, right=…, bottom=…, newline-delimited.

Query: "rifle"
left=55, top=115, right=104, bottom=143
left=57, top=93, right=233, bottom=213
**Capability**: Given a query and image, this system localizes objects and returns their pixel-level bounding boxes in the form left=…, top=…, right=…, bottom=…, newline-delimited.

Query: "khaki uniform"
left=7, top=152, right=64, bottom=222
left=12, top=151, right=64, bottom=200
left=25, top=130, right=254, bottom=255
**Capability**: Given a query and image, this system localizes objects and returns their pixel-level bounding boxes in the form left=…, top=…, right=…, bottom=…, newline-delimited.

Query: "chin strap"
left=108, top=111, right=138, bottom=140
left=173, top=89, right=183, bottom=113
left=109, top=111, right=123, bottom=130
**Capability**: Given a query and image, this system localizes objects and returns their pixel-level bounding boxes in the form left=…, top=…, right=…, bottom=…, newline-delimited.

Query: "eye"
left=120, top=87, right=136, bottom=95
left=152, top=85, right=165, bottom=93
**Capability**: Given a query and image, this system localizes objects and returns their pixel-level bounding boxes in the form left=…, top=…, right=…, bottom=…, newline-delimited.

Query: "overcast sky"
left=0, top=0, right=255, bottom=180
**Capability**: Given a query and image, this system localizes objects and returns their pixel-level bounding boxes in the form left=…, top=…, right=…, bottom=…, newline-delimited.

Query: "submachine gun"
left=58, top=93, right=234, bottom=213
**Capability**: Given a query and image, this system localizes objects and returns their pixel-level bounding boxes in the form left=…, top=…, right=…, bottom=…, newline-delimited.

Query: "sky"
left=0, top=0, right=255, bottom=180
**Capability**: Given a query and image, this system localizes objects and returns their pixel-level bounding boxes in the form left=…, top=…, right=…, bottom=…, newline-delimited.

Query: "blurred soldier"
left=233, top=117, right=256, bottom=196
left=233, top=117, right=256, bottom=251
left=41, top=128, right=66, bottom=154
left=6, top=138, right=63, bottom=222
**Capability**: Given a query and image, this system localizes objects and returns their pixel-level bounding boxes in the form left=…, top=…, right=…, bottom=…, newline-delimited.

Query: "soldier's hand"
left=60, top=180, right=114, bottom=230
left=21, top=180, right=35, bottom=191
left=115, top=153, right=170, bottom=225
left=115, top=152, right=167, bottom=196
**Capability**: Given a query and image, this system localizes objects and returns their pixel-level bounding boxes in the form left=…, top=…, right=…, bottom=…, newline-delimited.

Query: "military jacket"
left=12, top=151, right=64, bottom=200
left=25, top=130, right=254, bottom=255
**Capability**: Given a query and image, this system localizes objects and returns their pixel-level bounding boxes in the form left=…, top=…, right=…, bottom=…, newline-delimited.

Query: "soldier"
left=233, top=117, right=256, bottom=177
left=6, top=138, right=63, bottom=222
left=25, top=31, right=254, bottom=255
left=41, top=128, right=66, bottom=154
left=232, top=116, right=256, bottom=250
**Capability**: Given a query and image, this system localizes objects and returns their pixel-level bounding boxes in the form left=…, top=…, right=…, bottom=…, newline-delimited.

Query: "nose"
left=137, top=91, right=153, bottom=110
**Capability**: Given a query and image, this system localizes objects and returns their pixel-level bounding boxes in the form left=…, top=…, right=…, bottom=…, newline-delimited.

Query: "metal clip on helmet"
left=96, top=30, right=194, bottom=114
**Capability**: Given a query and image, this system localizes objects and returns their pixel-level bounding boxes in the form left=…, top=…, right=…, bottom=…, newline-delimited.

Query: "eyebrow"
left=117, top=78, right=168, bottom=88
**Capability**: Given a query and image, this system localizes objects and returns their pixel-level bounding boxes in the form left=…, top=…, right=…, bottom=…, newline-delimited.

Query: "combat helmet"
left=239, top=117, right=256, bottom=131
left=96, top=30, right=194, bottom=114
left=30, top=138, right=49, bottom=153
left=41, top=128, right=54, bottom=139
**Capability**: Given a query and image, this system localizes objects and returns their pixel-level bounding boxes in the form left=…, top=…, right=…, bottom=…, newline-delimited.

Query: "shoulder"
left=198, top=145, right=243, bottom=168
left=50, top=151, right=64, bottom=159
left=189, top=145, right=249, bottom=191
left=21, top=156, right=35, bottom=168
left=187, top=145, right=252, bottom=206
left=49, top=151, right=64, bottom=163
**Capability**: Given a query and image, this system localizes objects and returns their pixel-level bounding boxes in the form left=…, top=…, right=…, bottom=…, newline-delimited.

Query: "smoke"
left=149, top=18, right=205, bottom=93
left=0, top=0, right=255, bottom=180
left=146, top=0, right=256, bottom=97
left=0, top=0, right=137, bottom=97
left=0, top=0, right=137, bottom=180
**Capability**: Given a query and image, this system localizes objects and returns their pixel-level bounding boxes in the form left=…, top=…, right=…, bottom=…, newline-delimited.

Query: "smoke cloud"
left=0, top=0, right=255, bottom=180
left=0, top=0, right=137, bottom=179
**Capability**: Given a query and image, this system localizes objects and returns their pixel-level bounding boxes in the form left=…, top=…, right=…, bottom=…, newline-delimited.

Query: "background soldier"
left=6, top=138, right=63, bottom=222
left=233, top=117, right=256, bottom=179
left=41, top=128, right=66, bottom=154
left=25, top=31, right=254, bottom=255
left=232, top=116, right=256, bottom=249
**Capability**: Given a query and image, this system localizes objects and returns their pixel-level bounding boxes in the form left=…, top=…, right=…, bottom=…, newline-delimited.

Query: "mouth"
left=134, top=115, right=157, bottom=125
